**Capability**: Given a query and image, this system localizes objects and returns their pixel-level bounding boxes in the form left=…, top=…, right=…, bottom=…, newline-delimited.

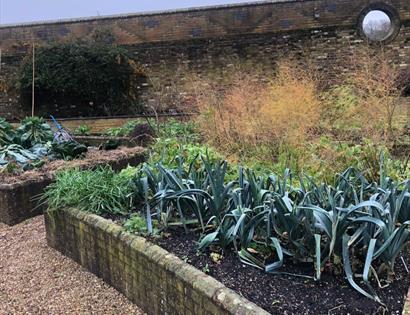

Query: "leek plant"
left=131, top=156, right=410, bottom=304
left=43, top=154, right=409, bottom=304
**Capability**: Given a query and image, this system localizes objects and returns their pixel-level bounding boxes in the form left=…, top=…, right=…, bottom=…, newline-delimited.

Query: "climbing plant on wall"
left=19, top=39, right=146, bottom=116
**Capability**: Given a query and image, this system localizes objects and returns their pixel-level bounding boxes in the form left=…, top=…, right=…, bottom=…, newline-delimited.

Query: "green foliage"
left=41, top=144, right=410, bottom=303
left=43, top=167, right=134, bottom=215
left=320, top=85, right=359, bottom=129
left=110, top=118, right=217, bottom=174
left=130, top=157, right=410, bottom=304
left=105, top=118, right=197, bottom=139
left=149, top=137, right=223, bottom=170
left=40, top=115, right=410, bottom=304
left=157, top=118, right=199, bottom=142
left=306, top=138, right=409, bottom=183
left=118, top=165, right=140, bottom=178
left=0, top=117, right=53, bottom=170
left=0, top=116, right=88, bottom=173
left=0, top=161, right=19, bottom=175
left=19, top=41, right=145, bottom=115
left=0, top=144, right=46, bottom=169
left=74, top=124, right=91, bottom=136
left=15, top=117, right=53, bottom=148
left=51, top=141, right=88, bottom=160
left=124, top=215, right=148, bottom=234
left=106, top=120, right=142, bottom=137
left=100, top=139, right=121, bottom=151
left=0, top=118, right=14, bottom=146
left=233, top=138, right=409, bottom=184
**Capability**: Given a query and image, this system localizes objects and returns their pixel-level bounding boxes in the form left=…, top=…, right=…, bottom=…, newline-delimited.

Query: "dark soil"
left=152, top=229, right=410, bottom=315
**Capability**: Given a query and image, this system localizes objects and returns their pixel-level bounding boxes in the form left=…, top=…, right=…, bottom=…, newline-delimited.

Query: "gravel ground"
left=0, top=216, right=144, bottom=315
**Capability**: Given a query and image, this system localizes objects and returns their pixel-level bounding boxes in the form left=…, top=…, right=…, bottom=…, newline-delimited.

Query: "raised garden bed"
left=0, top=147, right=146, bottom=226
left=45, top=208, right=268, bottom=315
left=44, top=207, right=410, bottom=315
left=41, top=156, right=410, bottom=314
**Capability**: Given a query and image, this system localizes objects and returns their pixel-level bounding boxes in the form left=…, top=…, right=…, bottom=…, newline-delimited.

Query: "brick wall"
left=45, top=208, right=270, bottom=315
left=0, top=0, right=409, bottom=119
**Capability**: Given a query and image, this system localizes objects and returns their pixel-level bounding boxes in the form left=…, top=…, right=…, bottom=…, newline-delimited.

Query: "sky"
left=0, top=0, right=261, bottom=25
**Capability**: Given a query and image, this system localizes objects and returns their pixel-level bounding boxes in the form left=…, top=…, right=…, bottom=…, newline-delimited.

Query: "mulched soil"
left=0, top=146, right=144, bottom=184
left=0, top=216, right=144, bottom=315
left=153, top=229, right=410, bottom=315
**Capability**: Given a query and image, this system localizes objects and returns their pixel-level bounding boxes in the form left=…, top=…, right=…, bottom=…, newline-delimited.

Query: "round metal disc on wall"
left=358, top=3, right=401, bottom=43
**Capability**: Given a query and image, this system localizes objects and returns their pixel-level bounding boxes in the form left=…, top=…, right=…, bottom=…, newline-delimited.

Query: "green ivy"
left=19, top=41, right=146, bottom=115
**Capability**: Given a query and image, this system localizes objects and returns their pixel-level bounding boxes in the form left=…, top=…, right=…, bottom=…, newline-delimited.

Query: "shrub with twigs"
left=193, top=61, right=321, bottom=152
left=321, top=47, right=404, bottom=142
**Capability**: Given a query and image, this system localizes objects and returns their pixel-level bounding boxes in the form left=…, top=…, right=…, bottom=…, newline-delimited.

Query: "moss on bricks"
left=174, top=264, right=203, bottom=286
left=162, top=253, right=186, bottom=275
left=120, top=232, right=135, bottom=247
left=105, top=223, right=123, bottom=238
left=144, top=245, right=168, bottom=264
left=130, top=237, right=150, bottom=253
left=83, top=214, right=102, bottom=227
left=95, top=218, right=111, bottom=232
left=193, top=275, right=225, bottom=300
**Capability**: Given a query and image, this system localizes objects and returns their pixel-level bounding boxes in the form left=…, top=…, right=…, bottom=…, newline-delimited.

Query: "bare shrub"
left=260, top=61, right=321, bottom=147
left=194, top=74, right=265, bottom=151
left=319, top=46, right=406, bottom=144
left=188, top=60, right=321, bottom=162
left=185, top=51, right=406, bottom=175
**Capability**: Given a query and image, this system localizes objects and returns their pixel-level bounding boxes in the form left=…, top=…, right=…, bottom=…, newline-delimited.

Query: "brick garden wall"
left=45, top=208, right=270, bottom=315
left=0, top=0, right=409, bottom=119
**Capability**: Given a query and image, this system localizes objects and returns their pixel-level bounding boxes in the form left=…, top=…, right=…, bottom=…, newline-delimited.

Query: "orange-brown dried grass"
left=260, top=61, right=321, bottom=147
left=190, top=61, right=321, bottom=153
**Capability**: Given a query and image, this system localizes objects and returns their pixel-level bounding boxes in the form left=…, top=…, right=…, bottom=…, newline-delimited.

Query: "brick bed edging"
left=0, top=176, right=53, bottom=226
left=45, top=208, right=270, bottom=315
left=0, top=149, right=146, bottom=226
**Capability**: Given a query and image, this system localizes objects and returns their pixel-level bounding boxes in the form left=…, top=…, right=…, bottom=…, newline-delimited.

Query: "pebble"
left=0, top=217, right=145, bottom=315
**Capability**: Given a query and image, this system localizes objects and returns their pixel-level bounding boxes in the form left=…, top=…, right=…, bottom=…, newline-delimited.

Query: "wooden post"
left=31, top=42, right=35, bottom=117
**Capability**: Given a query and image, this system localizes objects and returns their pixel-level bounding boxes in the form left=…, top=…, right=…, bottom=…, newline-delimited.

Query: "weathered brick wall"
left=0, top=0, right=409, bottom=119
left=0, top=54, right=24, bottom=119
left=45, top=208, right=269, bottom=315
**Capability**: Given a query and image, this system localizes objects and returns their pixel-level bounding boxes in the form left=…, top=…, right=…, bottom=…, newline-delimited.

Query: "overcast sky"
left=0, top=0, right=261, bottom=24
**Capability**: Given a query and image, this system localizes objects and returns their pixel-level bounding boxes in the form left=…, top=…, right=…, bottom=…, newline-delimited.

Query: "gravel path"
left=0, top=216, right=144, bottom=315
